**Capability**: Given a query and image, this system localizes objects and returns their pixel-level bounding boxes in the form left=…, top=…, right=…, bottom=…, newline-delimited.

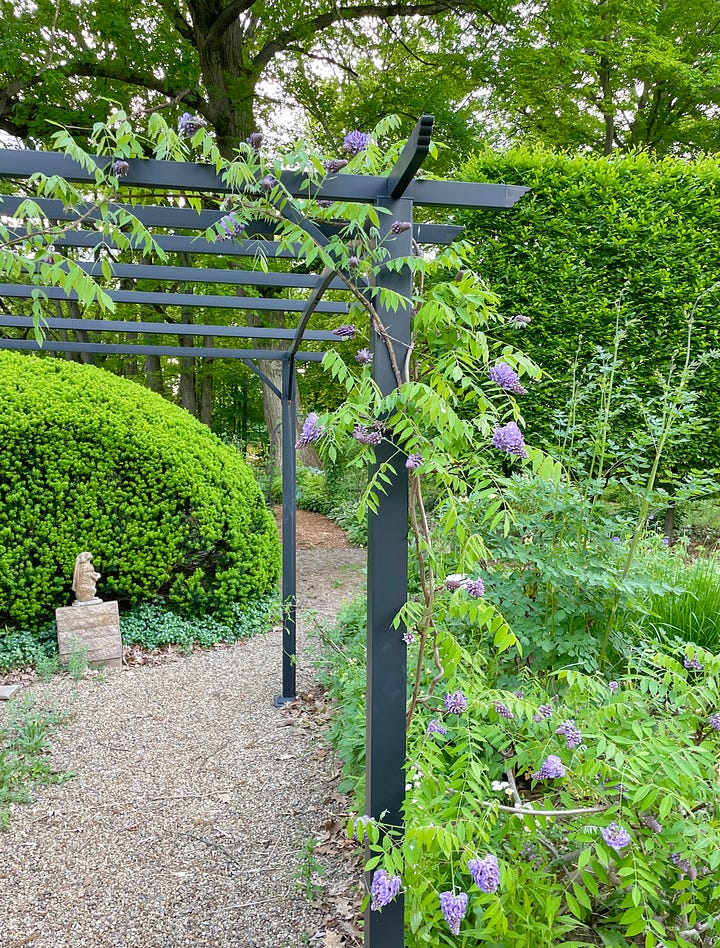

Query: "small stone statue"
left=72, top=552, right=102, bottom=606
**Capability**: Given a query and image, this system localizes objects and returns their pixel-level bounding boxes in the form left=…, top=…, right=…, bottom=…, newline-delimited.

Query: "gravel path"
left=0, top=543, right=365, bottom=948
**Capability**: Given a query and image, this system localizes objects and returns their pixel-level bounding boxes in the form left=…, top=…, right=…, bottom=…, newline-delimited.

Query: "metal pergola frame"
left=0, top=118, right=527, bottom=947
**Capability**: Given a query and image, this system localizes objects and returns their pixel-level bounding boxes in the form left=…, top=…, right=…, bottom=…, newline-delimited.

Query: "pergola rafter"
left=0, top=118, right=527, bottom=947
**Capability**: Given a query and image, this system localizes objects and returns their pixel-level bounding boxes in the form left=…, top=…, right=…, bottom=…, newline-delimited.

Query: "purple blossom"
left=427, top=718, right=447, bottom=736
left=489, top=363, right=528, bottom=395
left=511, top=313, right=531, bottom=326
left=602, top=822, right=631, bottom=852
left=260, top=174, right=277, bottom=191
left=177, top=112, right=206, bottom=137
left=612, top=536, right=621, bottom=543
left=353, top=424, right=382, bottom=446
left=353, top=814, right=373, bottom=840
left=332, top=324, right=357, bottom=338
left=355, top=348, right=372, bottom=365
left=662, top=537, right=670, bottom=545
left=532, top=754, right=566, bottom=780
left=444, top=691, right=468, bottom=714
left=348, top=254, right=359, bottom=267
left=317, top=199, right=333, bottom=209
left=469, top=854, right=500, bottom=894
left=343, top=130, right=370, bottom=155
left=514, top=690, right=525, bottom=699
left=370, top=869, right=401, bottom=911
left=709, top=712, right=720, bottom=732
left=684, top=651, right=703, bottom=671
left=463, top=578, right=486, bottom=598
left=390, top=220, right=412, bottom=234
left=444, top=574, right=467, bottom=590
left=111, top=159, right=129, bottom=177
left=492, top=420, right=528, bottom=458
left=495, top=701, right=514, bottom=720
left=533, top=704, right=553, bottom=722
left=608, top=680, right=620, bottom=693
left=217, top=213, right=244, bottom=241
left=324, top=158, right=348, bottom=173
left=405, top=453, right=423, bottom=471
left=295, top=412, right=323, bottom=448
left=246, top=131, right=264, bottom=149
left=402, top=629, right=415, bottom=645
left=555, top=719, right=582, bottom=750
left=439, top=891, right=468, bottom=936
left=641, top=813, right=663, bottom=833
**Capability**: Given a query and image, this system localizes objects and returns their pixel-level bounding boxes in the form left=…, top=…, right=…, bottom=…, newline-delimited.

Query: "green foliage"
left=0, top=352, right=280, bottom=630
left=120, top=596, right=278, bottom=652
left=0, top=697, right=71, bottom=829
left=636, top=555, right=720, bottom=652
left=462, top=148, right=720, bottom=474
left=322, top=603, right=720, bottom=946
left=292, top=837, right=327, bottom=901
left=0, top=622, right=57, bottom=671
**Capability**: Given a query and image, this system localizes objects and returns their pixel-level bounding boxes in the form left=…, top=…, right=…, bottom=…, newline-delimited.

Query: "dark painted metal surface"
left=387, top=115, right=434, bottom=199
left=0, top=339, right=325, bottom=360
left=0, top=149, right=528, bottom=207
left=0, top=314, right=338, bottom=341
left=365, top=198, right=412, bottom=947
left=277, top=354, right=297, bottom=705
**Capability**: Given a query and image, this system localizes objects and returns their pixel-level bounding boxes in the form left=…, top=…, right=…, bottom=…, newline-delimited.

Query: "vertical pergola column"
left=365, top=196, right=413, bottom=947
left=276, top=353, right=297, bottom=705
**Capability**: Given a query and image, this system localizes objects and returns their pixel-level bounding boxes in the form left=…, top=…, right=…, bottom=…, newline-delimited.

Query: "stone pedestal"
left=56, top=601, right=122, bottom=669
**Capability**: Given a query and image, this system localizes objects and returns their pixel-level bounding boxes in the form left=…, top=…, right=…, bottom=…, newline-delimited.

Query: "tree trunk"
left=143, top=352, right=165, bottom=395
left=199, top=335, right=213, bottom=426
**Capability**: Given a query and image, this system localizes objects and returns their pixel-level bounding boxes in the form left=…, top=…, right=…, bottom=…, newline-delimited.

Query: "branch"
left=254, top=1, right=496, bottom=69
left=66, top=60, right=206, bottom=113
left=206, top=0, right=260, bottom=44
left=156, top=0, right=195, bottom=43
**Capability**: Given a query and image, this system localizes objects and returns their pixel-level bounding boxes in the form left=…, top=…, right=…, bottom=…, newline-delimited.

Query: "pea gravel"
left=0, top=547, right=365, bottom=948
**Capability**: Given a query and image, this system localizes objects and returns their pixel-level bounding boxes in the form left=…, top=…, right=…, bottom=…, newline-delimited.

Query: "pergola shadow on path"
left=0, top=119, right=526, bottom=946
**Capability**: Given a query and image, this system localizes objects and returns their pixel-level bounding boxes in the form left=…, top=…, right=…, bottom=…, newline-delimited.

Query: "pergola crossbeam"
left=0, top=338, right=325, bottom=360
left=386, top=114, right=434, bottom=199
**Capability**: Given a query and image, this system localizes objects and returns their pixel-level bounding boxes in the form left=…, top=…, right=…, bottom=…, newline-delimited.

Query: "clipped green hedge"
left=0, top=353, right=280, bottom=628
left=461, top=148, right=720, bottom=470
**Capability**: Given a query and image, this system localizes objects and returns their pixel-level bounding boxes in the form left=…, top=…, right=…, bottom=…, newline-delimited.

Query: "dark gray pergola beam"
left=2, top=195, right=462, bottom=245
left=386, top=115, right=434, bottom=200
left=0, top=314, right=338, bottom=341
left=21, top=230, right=302, bottom=258
left=0, top=338, right=325, bottom=360
left=0, top=283, right=349, bottom=314
left=287, top=267, right=336, bottom=360
left=0, top=150, right=528, bottom=209
left=63, top=262, right=353, bottom=290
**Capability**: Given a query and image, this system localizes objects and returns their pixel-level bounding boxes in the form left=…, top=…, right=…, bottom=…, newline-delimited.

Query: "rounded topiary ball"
left=0, top=352, right=280, bottom=628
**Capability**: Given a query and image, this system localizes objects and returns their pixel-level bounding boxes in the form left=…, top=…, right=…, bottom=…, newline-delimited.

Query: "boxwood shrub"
left=0, top=352, right=280, bottom=629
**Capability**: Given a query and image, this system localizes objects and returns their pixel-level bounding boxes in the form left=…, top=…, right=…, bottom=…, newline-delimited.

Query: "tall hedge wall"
left=0, top=353, right=280, bottom=629
left=461, top=149, right=720, bottom=471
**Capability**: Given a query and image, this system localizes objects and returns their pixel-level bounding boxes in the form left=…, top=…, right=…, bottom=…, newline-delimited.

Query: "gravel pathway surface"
left=0, top=534, right=365, bottom=948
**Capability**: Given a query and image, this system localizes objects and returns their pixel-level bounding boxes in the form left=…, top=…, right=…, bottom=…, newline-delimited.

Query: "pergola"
left=0, top=118, right=526, bottom=946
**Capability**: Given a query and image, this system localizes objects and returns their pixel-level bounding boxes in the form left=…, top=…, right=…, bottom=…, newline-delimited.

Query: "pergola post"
left=275, top=353, right=297, bottom=706
left=365, top=196, right=413, bottom=947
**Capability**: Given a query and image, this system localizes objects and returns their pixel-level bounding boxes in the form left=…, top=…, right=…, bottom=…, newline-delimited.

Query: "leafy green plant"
left=0, top=351, right=280, bottom=631
left=0, top=697, right=71, bottom=828
left=292, top=837, right=327, bottom=901
left=66, top=639, right=88, bottom=681
left=636, top=555, right=720, bottom=652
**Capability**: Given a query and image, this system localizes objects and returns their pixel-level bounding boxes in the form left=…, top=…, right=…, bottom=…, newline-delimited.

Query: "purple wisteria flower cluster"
left=489, top=363, right=528, bottom=395
left=217, top=213, right=244, bottom=241
left=260, top=174, right=277, bottom=191
left=608, top=680, right=620, bottom=693
left=390, top=220, right=412, bottom=234
left=533, top=703, right=553, bottom=722
left=353, top=424, right=382, bottom=446
left=370, top=869, right=401, bottom=911
left=641, top=813, right=663, bottom=833
left=332, top=324, right=356, bottom=338
left=684, top=651, right=703, bottom=671
left=532, top=754, right=566, bottom=780
left=468, top=853, right=500, bottom=894
left=709, top=712, right=720, bottom=731
left=355, top=348, right=372, bottom=365
left=405, top=453, right=423, bottom=471
left=324, top=158, right=348, bottom=174
left=511, top=313, right=531, bottom=326
left=343, top=130, right=370, bottom=155
left=555, top=719, right=582, bottom=749
left=246, top=131, right=263, bottom=149
left=111, top=159, right=129, bottom=177
left=295, top=412, right=323, bottom=448
left=602, top=822, right=631, bottom=852
left=494, top=701, right=514, bottom=720
left=427, top=718, right=447, bottom=736
left=439, top=891, right=468, bottom=935
left=178, top=112, right=206, bottom=137
left=443, top=574, right=485, bottom=597
left=444, top=690, right=468, bottom=714
left=492, top=420, right=528, bottom=458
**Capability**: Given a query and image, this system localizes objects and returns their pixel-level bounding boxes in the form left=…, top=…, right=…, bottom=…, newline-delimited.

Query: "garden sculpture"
left=72, top=552, right=102, bottom=605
